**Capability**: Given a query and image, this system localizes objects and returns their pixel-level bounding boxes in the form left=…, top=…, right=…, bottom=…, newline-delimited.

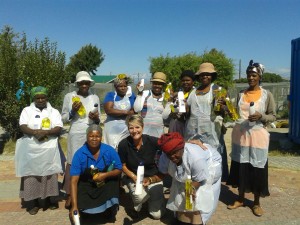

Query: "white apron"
left=103, top=92, right=131, bottom=149
left=15, top=103, right=62, bottom=177
left=142, top=91, right=164, bottom=138
left=185, top=85, right=221, bottom=148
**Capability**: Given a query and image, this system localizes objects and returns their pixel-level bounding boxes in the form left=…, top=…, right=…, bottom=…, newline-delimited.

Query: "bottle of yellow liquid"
left=41, top=117, right=51, bottom=130
left=225, top=97, right=239, bottom=121
left=213, top=87, right=227, bottom=112
left=164, top=82, right=173, bottom=102
left=185, top=175, right=193, bottom=210
left=72, top=96, right=86, bottom=118
left=90, top=165, right=104, bottom=188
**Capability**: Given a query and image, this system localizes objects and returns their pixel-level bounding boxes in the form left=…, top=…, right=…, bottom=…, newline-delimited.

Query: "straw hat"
left=150, top=72, right=167, bottom=83
left=195, top=63, right=217, bottom=75
left=75, top=71, right=95, bottom=86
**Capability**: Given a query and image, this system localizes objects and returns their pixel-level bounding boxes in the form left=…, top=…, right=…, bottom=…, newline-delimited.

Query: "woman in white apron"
left=61, top=71, right=101, bottom=208
left=15, top=86, right=63, bottom=215
left=227, top=60, right=276, bottom=217
left=103, top=74, right=136, bottom=149
left=185, top=63, right=229, bottom=182
left=158, top=132, right=222, bottom=225
left=134, top=72, right=167, bottom=138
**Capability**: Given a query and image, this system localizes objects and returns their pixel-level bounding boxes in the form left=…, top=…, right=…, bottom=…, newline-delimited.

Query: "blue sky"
left=1, top=0, right=299, bottom=80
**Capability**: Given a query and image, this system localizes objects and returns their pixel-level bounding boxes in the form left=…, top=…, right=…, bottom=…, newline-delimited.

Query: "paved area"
left=0, top=128, right=299, bottom=225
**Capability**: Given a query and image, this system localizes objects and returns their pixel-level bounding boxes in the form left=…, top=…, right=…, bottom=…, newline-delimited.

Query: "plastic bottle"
left=88, top=103, right=98, bottom=124
left=177, top=89, right=186, bottom=113
left=106, top=160, right=115, bottom=172
left=213, top=87, right=227, bottom=112
left=90, top=103, right=98, bottom=114
left=90, top=165, right=104, bottom=187
left=41, top=117, right=51, bottom=130
left=72, top=95, right=86, bottom=118
left=134, top=162, right=144, bottom=195
left=185, top=175, right=193, bottom=210
left=249, top=102, right=256, bottom=126
left=73, top=210, right=80, bottom=225
left=164, top=82, right=173, bottom=102
left=138, top=79, right=145, bottom=92
left=225, top=97, right=239, bottom=121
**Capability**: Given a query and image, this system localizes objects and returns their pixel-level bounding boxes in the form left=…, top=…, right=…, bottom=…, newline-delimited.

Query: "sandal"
left=227, top=201, right=244, bottom=209
left=28, top=206, right=39, bottom=215
left=252, top=205, right=263, bottom=217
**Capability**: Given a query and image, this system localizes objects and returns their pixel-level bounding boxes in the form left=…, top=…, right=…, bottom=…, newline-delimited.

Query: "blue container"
left=288, top=37, right=300, bottom=144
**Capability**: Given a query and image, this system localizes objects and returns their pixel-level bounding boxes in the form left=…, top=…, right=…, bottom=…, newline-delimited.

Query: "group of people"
left=15, top=59, right=276, bottom=225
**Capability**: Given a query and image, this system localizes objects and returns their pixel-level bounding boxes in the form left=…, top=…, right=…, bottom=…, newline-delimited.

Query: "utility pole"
left=239, top=59, right=241, bottom=79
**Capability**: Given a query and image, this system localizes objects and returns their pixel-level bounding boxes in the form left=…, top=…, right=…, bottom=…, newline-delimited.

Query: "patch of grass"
left=269, top=140, right=300, bottom=156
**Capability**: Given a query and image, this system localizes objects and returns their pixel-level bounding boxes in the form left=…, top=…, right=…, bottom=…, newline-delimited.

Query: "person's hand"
left=33, top=129, right=48, bottom=142
left=72, top=101, right=82, bottom=112
left=88, top=111, right=100, bottom=121
left=142, top=177, right=151, bottom=187
left=93, top=172, right=106, bottom=182
left=248, top=112, right=262, bottom=122
left=69, top=207, right=79, bottom=224
left=187, top=139, right=207, bottom=150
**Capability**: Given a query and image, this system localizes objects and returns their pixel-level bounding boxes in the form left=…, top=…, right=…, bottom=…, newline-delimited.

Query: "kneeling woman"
left=158, top=133, right=222, bottom=225
left=70, top=125, right=122, bottom=221
left=118, top=114, right=166, bottom=219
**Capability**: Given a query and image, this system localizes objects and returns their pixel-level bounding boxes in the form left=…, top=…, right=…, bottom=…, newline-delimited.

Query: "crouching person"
left=70, top=124, right=122, bottom=223
left=158, top=132, right=222, bottom=225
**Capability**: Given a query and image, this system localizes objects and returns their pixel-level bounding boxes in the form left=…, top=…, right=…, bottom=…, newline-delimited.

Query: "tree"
left=149, top=49, right=235, bottom=90
left=66, top=44, right=104, bottom=81
left=0, top=26, right=68, bottom=139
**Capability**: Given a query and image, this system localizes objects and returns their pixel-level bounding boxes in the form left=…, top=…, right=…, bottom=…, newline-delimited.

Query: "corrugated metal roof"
left=91, top=75, right=116, bottom=83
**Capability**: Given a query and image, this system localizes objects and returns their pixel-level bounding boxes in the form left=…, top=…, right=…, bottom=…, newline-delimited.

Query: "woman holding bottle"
left=117, top=114, right=166, bottom=220
left=134, top=72, right=167, bottom=138
left=227, top=60, right=276, bottom=217
left=185, top=62, right=229, bottom=181
left=15, top=86, right=63, bottom=215
left=61, top=71, right=101, bottom=209
left=162, top=70, right=195, bottom=136
left=158, top=132, right=222, bottom=225
left=70, top=124, right=122, bottom=222
left=103, top=74, right=136, bottom=149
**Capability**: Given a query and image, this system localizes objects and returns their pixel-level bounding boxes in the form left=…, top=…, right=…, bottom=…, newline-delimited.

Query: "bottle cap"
left=90, top=165, right=95, bottom=169
left=250, top=102, right=254, bottom=106
left=187, top=175, right=191, bottom=179
left=73, top=210, right=78, bottom=215
left=139, top=161, right=144, bottom=166
left=94, top=103, right=98, bottom=107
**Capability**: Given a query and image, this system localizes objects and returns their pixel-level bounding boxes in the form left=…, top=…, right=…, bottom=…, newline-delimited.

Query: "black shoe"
left=49, top=202, right=59, bottom=210
left=109, top=204, right=119, bottom=219
left=28, top=206, right=39, bottom=215
left=128, top=209, right=139, bottom=220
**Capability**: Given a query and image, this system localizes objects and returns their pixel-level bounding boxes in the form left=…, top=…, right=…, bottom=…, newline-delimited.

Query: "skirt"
left=20, top=174, right=59, bottom=201
left=226, top=160, right=270, bottom=197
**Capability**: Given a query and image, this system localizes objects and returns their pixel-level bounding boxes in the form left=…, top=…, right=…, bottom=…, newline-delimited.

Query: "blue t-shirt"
left=70, top=142, right=122, bottom=176
left=103, top=91, right=136, bottom=107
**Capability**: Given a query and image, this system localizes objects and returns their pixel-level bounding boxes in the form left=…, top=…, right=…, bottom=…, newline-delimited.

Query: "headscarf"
left=246, top=60, right=265, bottom=76
left=30, top=86, right=48, bottom=99
left=158, top=132, right=185, bottom=153
left=114, top=73, right=129, bottom=87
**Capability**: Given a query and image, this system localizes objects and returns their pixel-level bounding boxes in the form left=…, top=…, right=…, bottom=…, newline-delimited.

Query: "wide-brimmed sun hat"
left=195, top=62, right=217, bottom=75
left=75, top=71, right=95, bottom=86
left=150, top=72, right=167, bottom=84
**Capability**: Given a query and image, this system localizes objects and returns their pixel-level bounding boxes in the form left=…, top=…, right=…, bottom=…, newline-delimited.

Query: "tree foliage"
left=149, top=49, right=235, bottom=90
left=234, top=72, right=285, bottom=83
left=66, top=44, right=104, bottom=81
left=0, top=26, right=67, bottom=139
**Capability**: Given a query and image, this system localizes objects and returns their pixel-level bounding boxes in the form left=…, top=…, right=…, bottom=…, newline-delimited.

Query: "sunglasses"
left=78, top=81, right=91, bottom=86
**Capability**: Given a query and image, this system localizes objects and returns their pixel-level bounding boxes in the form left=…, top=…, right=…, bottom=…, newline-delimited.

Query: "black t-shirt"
left=118, top=134, right=161, bottom=177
